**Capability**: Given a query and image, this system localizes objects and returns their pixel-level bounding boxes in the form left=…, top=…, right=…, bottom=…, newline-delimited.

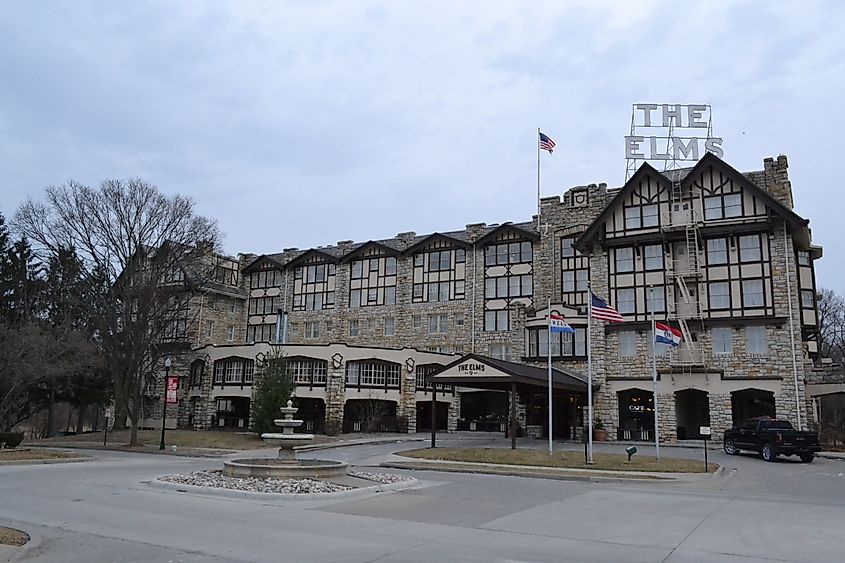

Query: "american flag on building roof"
left=539, top=131, right=556, bottom=153
left=591, top=292, right=624, bottom=323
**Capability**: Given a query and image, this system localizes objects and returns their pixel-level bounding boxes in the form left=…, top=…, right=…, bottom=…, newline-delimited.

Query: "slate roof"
left=429, top=353, right=591, bottom=392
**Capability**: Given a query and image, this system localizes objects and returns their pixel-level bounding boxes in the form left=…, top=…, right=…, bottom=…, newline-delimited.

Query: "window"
left=385, top=257, right=397, bottom=275
left=226, top=325, right=236, bottom=342
left=350, top=290, right=361, bottom=308
left=642, top=204, right=658, bottom=227
left=484, top=310, right=510, bottom=331
left=485, top=241, right=532, bottom=266
left=704, top=194, right=742, bottom=220
left=413, top=314, right=422, bottom=328
left=249, top=296, right=279, bottom=315
left=644, top=244, right=663, bottom=270
left=348, top=320, right=359, bottom=337
left=709, top=282, right=730, bottom=309
left=247, top=323, right=276, bottom=342
left=618, top=331, right=636, bottom=357
left=798, top=251, right=810, bottom=266
left=746, top=326, right=768, bottom=355
left=724, top=194, right=742, bottom=217
left=428, top=281, right=450, bottom=302
left=742, top=279, right=765, bottom=308
left=214, top=358, right=254, bottom=385
left=648, top=288, right=666, bottom=313
left=384, top=317, right=395, bottom=336
left=204, top=320, right=214, bottom=338
left=288, top=358, right=327, bottom=386
left=385, top=286, right=396, bottom=305
left=712, top=327, right=733, bottom=355
left=416, top=364, right=450, bottom=390
left=230, top=300, right=237, bottom=313
left=429, top=314, right=448, bottom=334
left=293, top=263, right=336, bottom=311
left=304, top=321, right=320, bottom=339
left=489, top=343, right=512, bottom=361
left=801, top=290, right=815, bottom=308
left=706, top=238, right=728, bottom=265
left=738, top=235, right=761, bottom=262
left=345, top=361, right=401, bottom=388
left=615, top=247, right=634, bottom=272
left=528, top=327, right=586, bottom=357
left=561, top=237, right=578, bottom=258
left=455, top=313, right=465, bottom=326
left=616, top=288, right=635, bottom=314
left=624, top=207, right=640, bottom=229
left=349, top=256, right=397, bottom=307
left=250, top=269, right=280, bottom=289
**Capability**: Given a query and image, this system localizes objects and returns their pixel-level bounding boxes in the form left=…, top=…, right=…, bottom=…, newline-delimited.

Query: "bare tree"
left=15, top=179, right=221, bottom=445
left=817, top=288, right=845, bottom=364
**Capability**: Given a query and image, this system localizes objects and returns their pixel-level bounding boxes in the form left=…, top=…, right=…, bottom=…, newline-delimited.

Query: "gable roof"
left=576, top=153, right=809, bottom=251
left=474, top=222, right=539, bottom=245
left=401, top=232, right=471, bottom=255
left=285, top=248, right=341, bottom=268
left=242, top=254, right=286, bottom=275
left=339, top=240, right=401, bottom=262
left=575, top=162, right=671, bottom=251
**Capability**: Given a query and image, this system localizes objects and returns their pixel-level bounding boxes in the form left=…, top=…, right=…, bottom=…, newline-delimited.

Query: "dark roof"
left=474, top=222, right=540, bottom=245
left=401, top=232, right=471, bottom=254
left=429, top=353, right=591, bottom=392
left=285, top=248, right=342, bottom=268
left=576, top=153, right=809, bottom=251
left=339, top=240, right=401, bottom=262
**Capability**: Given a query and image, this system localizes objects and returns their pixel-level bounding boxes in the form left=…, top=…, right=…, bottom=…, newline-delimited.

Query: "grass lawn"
left=402, top=447, right=716, bottom=473
left=0, top=448, right=82, bottom=462
left=0, top=527, right=29, bottom=547
left=30, top=429, right=335, bottom=450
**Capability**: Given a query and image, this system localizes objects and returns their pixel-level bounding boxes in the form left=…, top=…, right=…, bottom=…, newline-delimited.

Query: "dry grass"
left=0, top=527, right=29, bottom=547
left=31, top=429, right=334, bottom=450
left=402, top=447, right=716, bottom=473
left=0, top=448, right=79, bottom=462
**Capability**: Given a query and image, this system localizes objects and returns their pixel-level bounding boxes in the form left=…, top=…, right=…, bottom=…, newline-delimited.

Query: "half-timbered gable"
left=343, top=241, right=399, bottom=308
left=243, top=255, right=285, bottom=342
left=478, top=224, right=538, bottom=332
left=405, top=234, right=469, bottom=303
left=289, top=249, right=338, bottom=312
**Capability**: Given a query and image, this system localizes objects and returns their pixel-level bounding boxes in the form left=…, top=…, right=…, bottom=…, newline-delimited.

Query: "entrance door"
left=675, top=389, right=710, bottom=440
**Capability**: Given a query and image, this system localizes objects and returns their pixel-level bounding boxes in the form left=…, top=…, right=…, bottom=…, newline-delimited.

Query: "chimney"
left=762, top=155, right=794, bottom=209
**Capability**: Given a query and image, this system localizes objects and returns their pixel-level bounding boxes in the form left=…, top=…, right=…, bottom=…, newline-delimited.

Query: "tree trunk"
left=75, top=404, right=87, bottom=434
left=128, top=393, right=140, bottom=446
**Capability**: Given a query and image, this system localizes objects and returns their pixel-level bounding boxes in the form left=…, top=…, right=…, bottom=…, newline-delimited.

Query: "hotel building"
left=155, top=153, right=832, bottom=443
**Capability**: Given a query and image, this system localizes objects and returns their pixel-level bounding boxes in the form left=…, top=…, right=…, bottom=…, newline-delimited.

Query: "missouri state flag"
left=655, top=322, right=682, bottom=347
left=549, top=313, right=576, bottom=333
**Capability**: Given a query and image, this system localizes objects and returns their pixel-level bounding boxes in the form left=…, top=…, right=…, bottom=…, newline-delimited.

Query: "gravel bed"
left=159, top=470, right=352, bottom=494
left=349, top=471, right=414, bottom=484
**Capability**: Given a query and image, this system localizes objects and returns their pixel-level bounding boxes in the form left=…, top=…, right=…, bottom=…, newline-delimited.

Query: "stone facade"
left=159, top=153, right=826, bottom=442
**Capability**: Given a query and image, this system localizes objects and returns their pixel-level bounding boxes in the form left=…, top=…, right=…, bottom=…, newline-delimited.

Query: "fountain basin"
left=223, top=458, right=348, bottom=479
left=260, top=432, right=314, bottom=449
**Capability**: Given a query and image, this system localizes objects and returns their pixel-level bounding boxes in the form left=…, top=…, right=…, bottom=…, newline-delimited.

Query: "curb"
left=145, top=474, right=421, bottom=501
left=0, top=526, right=42, bottom=562
left=381, top=456, right=720, bottom=483
left=23, top=443, right=236, bottom=458
left=817, top=453, right=845, bottom=461
left=0, top=454, right=92, bottom=467
left=295, top=437, right=425, bottom=453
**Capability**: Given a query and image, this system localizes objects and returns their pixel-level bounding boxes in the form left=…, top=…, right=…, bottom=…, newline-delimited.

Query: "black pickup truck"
left=723, top=418, right=821, bottom=462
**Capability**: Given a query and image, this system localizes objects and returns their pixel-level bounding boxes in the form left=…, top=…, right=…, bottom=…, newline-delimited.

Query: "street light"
left=159, top=358, right=171, bottom=450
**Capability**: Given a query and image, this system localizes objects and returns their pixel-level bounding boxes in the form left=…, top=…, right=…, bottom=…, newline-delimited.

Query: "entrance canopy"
left=429, top=354, right=593, bottom=393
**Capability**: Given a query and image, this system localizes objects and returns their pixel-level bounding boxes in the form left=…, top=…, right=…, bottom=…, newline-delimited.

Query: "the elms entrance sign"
left=625, top=103, right=723, bottom=180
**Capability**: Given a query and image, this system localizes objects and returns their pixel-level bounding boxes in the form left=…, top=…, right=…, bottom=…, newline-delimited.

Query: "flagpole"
left=587, top=284, right=594, bottom=464
left=547, top=297, right=553, bottom=455
left=537, top=127, right=541, bottom=232
left=649, top=286, right=660, bottom=462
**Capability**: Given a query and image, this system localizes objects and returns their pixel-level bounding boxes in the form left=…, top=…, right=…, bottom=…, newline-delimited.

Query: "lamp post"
left=159, top=358, right=171, bottom=450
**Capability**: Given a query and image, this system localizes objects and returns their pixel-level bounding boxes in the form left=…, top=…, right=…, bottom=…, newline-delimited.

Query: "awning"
left=428, top=354, right=594, bottom=393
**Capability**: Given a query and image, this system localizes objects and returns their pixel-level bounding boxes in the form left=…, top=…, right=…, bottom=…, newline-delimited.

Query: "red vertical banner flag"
left=166, top=375, right=179, bottom=404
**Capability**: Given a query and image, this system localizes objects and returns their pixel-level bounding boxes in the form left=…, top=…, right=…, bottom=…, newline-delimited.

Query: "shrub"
left=251, top=350, right=295, bottom=435
left=0, top=432, right=24, bottom=449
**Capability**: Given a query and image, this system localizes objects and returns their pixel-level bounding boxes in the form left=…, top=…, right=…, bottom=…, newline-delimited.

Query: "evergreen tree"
left=251, top=350, right=295, bottom=434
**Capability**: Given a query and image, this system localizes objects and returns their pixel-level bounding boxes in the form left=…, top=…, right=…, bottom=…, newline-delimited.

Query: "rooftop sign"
left=625, top=104, right=723, bottom=179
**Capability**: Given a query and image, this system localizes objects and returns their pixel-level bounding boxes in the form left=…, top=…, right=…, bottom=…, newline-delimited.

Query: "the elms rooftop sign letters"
left=625, top=103, right=723, bottom=163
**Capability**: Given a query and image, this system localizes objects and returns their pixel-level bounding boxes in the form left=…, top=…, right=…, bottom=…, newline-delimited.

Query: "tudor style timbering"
left=168, top=153, right=826, bottom=442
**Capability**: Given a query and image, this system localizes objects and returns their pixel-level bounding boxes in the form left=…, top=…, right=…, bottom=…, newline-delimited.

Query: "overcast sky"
left=1, top=1, right=843, bottom=291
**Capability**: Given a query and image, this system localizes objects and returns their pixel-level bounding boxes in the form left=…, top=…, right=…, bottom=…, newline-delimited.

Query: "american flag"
left=539, top=131, right=556, bottom=153
left=591, top=292, right=624, bottom=323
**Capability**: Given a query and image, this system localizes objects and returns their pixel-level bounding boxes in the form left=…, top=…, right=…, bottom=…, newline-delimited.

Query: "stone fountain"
left=223, top=400, right=348, bottom=479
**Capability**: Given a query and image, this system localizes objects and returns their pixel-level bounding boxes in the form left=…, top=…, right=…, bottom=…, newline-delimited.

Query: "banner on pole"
left=166, top=375, right=179, bottom=405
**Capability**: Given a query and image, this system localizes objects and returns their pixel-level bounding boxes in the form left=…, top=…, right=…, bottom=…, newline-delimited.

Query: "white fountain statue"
left=223, top=399, right=347, bottom=479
